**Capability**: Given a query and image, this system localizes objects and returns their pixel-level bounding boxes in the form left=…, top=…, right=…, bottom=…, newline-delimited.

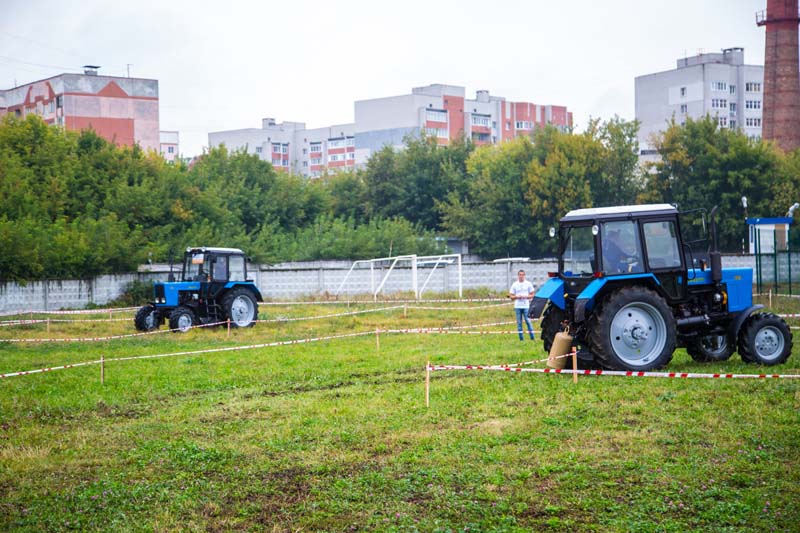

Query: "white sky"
left=0, top=0, right=767, bottom=157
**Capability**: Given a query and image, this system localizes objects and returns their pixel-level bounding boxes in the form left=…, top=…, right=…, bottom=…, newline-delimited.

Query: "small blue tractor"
left=528, top=204, right=793, bottom=371
left=134, top=247, right=262, bottom=332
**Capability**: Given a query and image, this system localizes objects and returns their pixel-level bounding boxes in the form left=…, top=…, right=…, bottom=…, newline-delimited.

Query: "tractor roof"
left=560, top=204, right=677, bottom=223
left=185, top=247, right=246, bottom=255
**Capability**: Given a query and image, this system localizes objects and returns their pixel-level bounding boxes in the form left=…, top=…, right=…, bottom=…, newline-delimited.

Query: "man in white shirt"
left=509, top=270, right=535, bottom=341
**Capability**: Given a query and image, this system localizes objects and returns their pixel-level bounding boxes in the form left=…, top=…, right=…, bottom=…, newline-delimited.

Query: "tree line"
left=1, top=113, right=798, bottom=281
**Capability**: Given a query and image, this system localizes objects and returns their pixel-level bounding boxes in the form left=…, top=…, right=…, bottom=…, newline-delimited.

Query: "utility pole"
left=126, top=64, right=132, bottom=78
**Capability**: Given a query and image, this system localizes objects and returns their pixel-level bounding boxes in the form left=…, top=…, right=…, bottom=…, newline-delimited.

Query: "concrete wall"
left=0, top=255, right=772, bottom=313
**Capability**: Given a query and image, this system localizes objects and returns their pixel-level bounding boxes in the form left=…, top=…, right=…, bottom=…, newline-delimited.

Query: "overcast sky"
left=1, top=0, right=767, bottom=156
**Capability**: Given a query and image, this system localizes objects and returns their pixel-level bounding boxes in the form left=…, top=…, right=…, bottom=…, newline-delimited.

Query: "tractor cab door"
left=207, top=254, right=230, bottom=300
left=641, top=219, right=686, bottom=301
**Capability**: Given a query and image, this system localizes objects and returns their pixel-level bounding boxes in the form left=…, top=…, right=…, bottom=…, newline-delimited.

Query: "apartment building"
left=635, top=48, right=764, bottom=155
left=208, top=84, right=572, bottom=177
left=0, top=67, right=160, bottom=152
left=159, top=130, right=180, bottom=162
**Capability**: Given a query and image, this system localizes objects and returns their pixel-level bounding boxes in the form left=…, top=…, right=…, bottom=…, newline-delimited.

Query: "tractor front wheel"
left=223, top=288, right=259, bottom=328
left=134, top=304, right=161, bottom=332
left=687, top=334, right=734, bottom=362
left=587, top=286, right=676, bottom=371
left=738, top=313, right=793, bottom=365
left=169, top=306, right=197, bottom=333
left=540, top=305, right=565, bottom=353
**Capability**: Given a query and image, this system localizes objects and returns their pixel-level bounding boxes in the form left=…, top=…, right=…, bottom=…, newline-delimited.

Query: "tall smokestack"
left=758, top=0, right=800, bottom=152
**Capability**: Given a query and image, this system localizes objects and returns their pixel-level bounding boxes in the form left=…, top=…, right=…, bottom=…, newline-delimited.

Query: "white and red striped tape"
left=0, top=320, right=228, bottom=343
left=0, top=329, right=377, bottom=379
left=428, top=364, right=800, bottom=379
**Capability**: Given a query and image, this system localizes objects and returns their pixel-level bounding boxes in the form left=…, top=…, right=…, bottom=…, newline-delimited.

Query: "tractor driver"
left=602, top=229, right=628, bottom=274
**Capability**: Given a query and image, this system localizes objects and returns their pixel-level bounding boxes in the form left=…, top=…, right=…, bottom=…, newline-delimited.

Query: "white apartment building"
left=635, top=48, right=764, bottom=155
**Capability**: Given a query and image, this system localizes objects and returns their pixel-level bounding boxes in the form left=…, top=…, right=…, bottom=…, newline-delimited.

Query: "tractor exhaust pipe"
left=708, top=206, right=722, bottom=284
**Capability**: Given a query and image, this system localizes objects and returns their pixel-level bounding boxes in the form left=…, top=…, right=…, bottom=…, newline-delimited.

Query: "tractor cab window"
left=601, top=221, right=644, bottom=275
left=211, top=255, right=228, bottom=282
left=184, top=252, right=210, bottom=281
left=229, top=255, right=246, bottom=281
left=561, top=225, right=595, bottom=276
left=643, top=221, right=681, bottom=269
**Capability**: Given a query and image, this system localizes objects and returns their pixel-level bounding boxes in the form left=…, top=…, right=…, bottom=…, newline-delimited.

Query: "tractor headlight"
left=713, top=293, right=723, bottom=303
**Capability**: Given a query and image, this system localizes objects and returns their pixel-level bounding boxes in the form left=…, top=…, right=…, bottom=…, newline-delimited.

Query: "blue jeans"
left=515, top=308, right=535, bottom=340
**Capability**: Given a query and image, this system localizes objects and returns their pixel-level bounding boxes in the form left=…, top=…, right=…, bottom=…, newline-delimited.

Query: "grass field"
left=1, top=295, right=799, bottom=532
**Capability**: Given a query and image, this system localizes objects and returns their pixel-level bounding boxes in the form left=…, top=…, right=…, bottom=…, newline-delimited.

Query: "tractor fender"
left=574, top=274, right=662, bottom=323
left=727, top=304, right=765, bottom=339
left=528, top=278, right=565, bottom=319
left=223, top=282, right=264, bottom=302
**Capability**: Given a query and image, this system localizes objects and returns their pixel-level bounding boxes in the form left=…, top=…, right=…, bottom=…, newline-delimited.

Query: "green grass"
left=1, top=300, right=799, bottom=532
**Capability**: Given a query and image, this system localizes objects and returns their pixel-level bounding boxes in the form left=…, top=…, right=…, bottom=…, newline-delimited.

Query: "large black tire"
left=737, top=312, right=793, bottom=365
left=586, top=286, right=676, bottom=371
left=687, top=334, right=734, bottom=363
left=222, top=288, right=259, bottom=328
left=134, top=304, right=161, bottom=332
left=540, top=305, right=565, bottom=353
left=169, top=306, right=197, bottom=333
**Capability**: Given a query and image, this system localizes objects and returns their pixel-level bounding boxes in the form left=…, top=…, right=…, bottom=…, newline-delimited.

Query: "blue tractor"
left=134, top=247, right=263, bottom=332
left=528, top=204, right=793, bottom=371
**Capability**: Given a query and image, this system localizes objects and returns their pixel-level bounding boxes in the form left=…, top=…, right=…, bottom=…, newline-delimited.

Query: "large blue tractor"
left=528, top=204, right=793, bottom=371
left=134, top=247, right=263, bottom=332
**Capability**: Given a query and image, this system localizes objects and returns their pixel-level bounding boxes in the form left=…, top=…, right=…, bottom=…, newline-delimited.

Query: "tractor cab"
left=135, top=247, right=263, bottom=333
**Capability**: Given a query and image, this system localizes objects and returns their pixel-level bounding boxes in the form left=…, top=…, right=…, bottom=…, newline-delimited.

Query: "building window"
left=281, top=144, right=289, bottom=153
left=310, top=142, right=322, bottom=153
left=49, top=101, right=54, bottom=113
left=745, top=100, right=762, bottom=110
left=283, top=159, right=289, bottom=166
left=745, top=82, right=762, bottom=92
left=310, top=157, right=322, bottom=165
left=348, top=152, right=355, bottom=160
left=425, top=127, right=448, bottom=138
left=56, top=95, right=63, bottom=108
left=471, top=132, right=491, bottom=142
left=730, top=120, right=737, bottom=128
left=272, top=143, right=281, bottom=153
left=506, top=121, right=511, bottom=130
left=680, top=104, right=688, bottom=113
left=167, top=146, right=175, bottom=154
left=711, top=81, right=728, bottom=91
left=711, top=99, right=727, bottom=109
left=471, top=115, right=490, bottom=128
left=425, top=109, right=448, bottom=123
left=746, top=117, right=762, bottom=127
left=730, top=85, right=736, bottom=95
left=680, top=86, right=686, bottom=97
left=345, top=137, right=355, bottom=147
left=718, top=116, right=727, bottom=127
left=303, top=161, right=308, bottom=167
left=302, top=148, right=307, bottom=155
left=729, top=102, right=737, bottom=112
left=515, top=121, right=532, bottom=130
left=255, top=146, right=263, bottom=154
left=328, top=138, right=346, bottom=149
left=272, top=158, right=281, bottom=165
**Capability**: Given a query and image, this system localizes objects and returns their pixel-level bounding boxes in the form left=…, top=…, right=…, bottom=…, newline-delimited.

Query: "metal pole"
left=756, top=227, right=762, bottom=293
left=789, top=226, right=793, bottom=296
left=425, top=361, right=430, bottom=408
left=100, top=354, right=105, bottom=385
left=412, top=255, right=418, bottom=300
left=457, top=254, right=463, bottom=299
left=774, top=229, right=778, bottom=293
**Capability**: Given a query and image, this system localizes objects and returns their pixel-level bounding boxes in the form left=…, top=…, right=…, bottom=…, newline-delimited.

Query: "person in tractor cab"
left=602, top=229, right=627, bottom=274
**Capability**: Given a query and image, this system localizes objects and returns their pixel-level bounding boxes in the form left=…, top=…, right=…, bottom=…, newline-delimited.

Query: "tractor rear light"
left=593, top=272, right=604, bottom=278
left=548, top=272, right=558, bottom=278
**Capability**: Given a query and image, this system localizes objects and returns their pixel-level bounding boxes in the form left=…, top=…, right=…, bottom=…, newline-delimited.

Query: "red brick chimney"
left=758, top=0, right=800, bottom=151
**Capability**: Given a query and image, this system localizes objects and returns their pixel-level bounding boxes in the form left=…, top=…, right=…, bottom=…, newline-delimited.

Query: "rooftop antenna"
left=126, top=64, right=132, bottom=78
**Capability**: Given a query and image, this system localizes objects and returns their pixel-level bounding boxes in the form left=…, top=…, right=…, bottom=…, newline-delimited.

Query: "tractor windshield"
left=183, top=252, right=211, bottom=281
left=560, top=225, right=596, bottom=276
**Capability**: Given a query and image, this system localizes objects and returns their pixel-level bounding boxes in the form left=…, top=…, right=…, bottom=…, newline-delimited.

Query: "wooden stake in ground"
left=572, top=346, right=578, bottom=384
left=227, top=319, right=231, bottom=338
left=769, top=289, right=773, bottom=309
left=100, top=354, right=105, bottom=385
left=425, top=360, right=430, bottom=408
left=46, top=318, right=50, bottom=334
left=404, top=304, right=407, bottom=318
left=375, top=328, right=381, bottom=352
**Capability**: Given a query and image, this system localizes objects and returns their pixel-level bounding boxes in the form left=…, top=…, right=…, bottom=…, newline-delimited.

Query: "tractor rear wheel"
left=223, top=288, right=259, bottom=328
left=686, top=334, right=734, bottom=362
left=738, top=313, right=792, bottom=365
left=587, top=286, right=676, bottom=371
left=540, top=305, right=565, bottom=353
left=169, top=306, right=197, bottom=333
left=134, top=304, right=161, bottom=332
